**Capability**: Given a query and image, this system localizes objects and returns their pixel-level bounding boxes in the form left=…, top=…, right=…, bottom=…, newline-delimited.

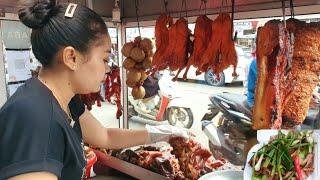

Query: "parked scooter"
left=201, top=92, right=320, bottom=165
left=129, top=70, right=194, bottom=129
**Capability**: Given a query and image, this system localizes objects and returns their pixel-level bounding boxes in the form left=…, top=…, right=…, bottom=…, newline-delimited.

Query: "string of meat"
left=80, top=92, right=102, bottom=111
left=104, top=66, right=122, bottom=119
left=80, top=66, right=122, bottom=119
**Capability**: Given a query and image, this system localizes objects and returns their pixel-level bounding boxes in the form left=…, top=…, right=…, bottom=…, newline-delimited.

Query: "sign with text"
left=6, top=50, right=31, bottom=83
left=1, top=20, right=31, bottom=49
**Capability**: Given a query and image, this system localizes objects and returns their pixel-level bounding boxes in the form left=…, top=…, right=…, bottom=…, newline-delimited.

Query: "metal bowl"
left=199, top=170, right=243, bottom=180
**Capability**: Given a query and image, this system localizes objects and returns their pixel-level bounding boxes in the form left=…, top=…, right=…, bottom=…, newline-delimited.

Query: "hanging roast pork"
left=252, top=19, right=320, bottom=129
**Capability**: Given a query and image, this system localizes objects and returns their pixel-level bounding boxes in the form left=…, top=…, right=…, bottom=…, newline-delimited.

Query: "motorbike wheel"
left=166, top=107, right=193, bottom=129
left=204, top=70, right=225, bottom=87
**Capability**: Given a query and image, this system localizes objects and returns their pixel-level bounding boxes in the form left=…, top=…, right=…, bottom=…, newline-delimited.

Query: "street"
left=90, top=81, right=245, bottom=149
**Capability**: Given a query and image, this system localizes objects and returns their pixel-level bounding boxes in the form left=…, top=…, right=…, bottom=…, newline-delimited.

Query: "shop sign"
left=108, top=28, right=117, bottom=38
left=6, top=50, right=31, bottom=83
left=234, top=21, right=252, bottom=30
left=1, top=20, right=31, bottom=49
left=243, top=29, right=256, bottom=35
left=0, top=8, right=4, bottom=17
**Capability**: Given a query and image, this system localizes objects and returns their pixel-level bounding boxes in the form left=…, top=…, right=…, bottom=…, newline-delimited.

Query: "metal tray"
left=93, top=150, right=169, bottom=180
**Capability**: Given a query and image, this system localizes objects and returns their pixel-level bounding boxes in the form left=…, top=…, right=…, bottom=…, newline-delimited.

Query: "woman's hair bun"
left=18, top=0, right=56, bottom=29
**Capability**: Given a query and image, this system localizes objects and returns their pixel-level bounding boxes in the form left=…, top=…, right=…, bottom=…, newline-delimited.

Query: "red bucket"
left=85, top=150, right=97, bottom=179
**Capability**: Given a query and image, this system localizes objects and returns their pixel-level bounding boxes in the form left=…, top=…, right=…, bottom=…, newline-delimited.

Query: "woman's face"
left=72, top=34, right=112, bottom=94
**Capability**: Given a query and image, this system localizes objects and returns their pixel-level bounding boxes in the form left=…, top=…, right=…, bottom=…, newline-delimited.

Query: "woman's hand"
left=145, top=124, right=195, bottom=144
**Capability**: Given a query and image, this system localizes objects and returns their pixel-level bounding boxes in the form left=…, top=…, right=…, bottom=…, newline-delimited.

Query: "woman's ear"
left=62, top=46, right=78, bottom=71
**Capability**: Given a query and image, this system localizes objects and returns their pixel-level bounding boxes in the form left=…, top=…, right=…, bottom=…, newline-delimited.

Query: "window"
left=108, top=27, right=119, bottom=64
left=90, top=27, right=120, bottom=128
left=124, top=14, right=320, bottom=149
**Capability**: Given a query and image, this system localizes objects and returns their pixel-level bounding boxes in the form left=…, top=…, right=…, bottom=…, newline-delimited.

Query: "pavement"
left=90, top=81, right=245, bottom=149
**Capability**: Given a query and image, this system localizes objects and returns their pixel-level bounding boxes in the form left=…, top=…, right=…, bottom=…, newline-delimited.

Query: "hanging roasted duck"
left=183, top=15, right=212, bottom=80
left=163, top=17, right=192, bottom=81
left=151, top=14, right=173, bottom=72
left=199, top=13, right=237, bottom=78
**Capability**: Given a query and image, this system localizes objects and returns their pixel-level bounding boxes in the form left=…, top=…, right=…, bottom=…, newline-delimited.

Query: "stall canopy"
left=0, top=0, right=319, bottom=22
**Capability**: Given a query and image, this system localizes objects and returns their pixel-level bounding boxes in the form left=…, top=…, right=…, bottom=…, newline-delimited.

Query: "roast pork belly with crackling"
left=252, top=19, right=320, bottom=129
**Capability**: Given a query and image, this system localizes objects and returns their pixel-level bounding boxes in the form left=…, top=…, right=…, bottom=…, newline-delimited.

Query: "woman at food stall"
left=0, top=1, right=191, bottom=180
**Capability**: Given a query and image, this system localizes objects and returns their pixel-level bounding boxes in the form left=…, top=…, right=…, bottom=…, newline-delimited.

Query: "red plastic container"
left=85, top=150, right=97, bottom=179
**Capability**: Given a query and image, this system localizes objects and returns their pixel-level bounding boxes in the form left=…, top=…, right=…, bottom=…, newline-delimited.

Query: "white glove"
left=145, top=124, right=192, bottom=144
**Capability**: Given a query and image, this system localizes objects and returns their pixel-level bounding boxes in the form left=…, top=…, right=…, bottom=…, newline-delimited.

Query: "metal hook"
left=231, top=0, right=237, bottom=41
left=220, top=0, right=228, bottom=13
left=281, top=0, right=286, bottom=28
left=200, top=0, right=208, bottom=15
left=163, top=0, right=168, bottom=14
left=134, top=0, right=141, bottom=37
left=184, top=0, right=188, bottom=18
left=204, top=0, right=207, bottom=15
left=199, top=0, right=203, bottom=15
left=179, top=0, right=187, bottom=18
left=290, top=0, right=294, bottom=18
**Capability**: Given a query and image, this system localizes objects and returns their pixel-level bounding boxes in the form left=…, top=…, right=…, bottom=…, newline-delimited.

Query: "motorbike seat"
left=216, top=92, right=252, bottom=118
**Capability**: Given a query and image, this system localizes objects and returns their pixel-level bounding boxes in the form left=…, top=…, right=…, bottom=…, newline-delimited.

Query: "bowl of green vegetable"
left=244, top=130, right=319, bottom=180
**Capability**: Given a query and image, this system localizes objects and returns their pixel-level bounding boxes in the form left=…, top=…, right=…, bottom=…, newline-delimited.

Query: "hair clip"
left=65, top=3, right=77, bottom=18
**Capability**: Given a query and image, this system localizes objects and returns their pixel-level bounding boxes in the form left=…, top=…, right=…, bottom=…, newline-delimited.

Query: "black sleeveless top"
left=0, top=78, right=86, bottom=180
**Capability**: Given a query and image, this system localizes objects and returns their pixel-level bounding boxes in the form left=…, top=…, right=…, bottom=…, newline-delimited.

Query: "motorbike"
left=128, top=70, right=194, bottom=129
left=201, top=92, right=320, bottom=165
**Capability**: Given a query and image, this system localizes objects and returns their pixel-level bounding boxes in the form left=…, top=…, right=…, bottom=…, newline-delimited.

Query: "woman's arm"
left=9, top=172, right=57, bottom=180
left=79, top=109, right=149, bottom=149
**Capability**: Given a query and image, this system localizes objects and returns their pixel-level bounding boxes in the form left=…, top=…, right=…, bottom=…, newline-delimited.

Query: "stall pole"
left=120, top=23, right=129, bottom=129
left=85, top=0, right=93, bottom=10
left=0, top=22, right=7, bottom=107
